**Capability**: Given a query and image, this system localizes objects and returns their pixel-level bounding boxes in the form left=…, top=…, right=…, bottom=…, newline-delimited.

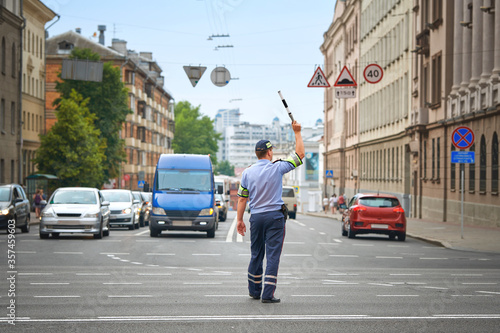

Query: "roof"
left=157, top=154, right=212, bottom=170
left=46, top=30, right=125, bottom=59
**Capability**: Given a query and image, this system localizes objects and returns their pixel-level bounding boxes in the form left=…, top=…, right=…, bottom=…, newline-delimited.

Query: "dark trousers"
left=247, top=210, right=286, bottom=300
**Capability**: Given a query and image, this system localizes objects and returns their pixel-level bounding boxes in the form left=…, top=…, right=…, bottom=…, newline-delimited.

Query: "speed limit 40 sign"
left=363, top=64, right=383, bottom=84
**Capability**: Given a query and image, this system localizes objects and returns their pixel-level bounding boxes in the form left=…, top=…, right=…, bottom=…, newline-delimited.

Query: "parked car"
left=101, top=189, right=140, bottom=230
left=282, top=186, right=297, bottom=219
left=341, top=193, right=406, bottom=241
left=140, top=192, right=152, bottom=226
left=39, top=187, right=110, bottom=239
left=0, top=184, right=30, bottom=233
left=215, top=193, right=228, bottom=222
left=133, top=191, right=151, bottom=227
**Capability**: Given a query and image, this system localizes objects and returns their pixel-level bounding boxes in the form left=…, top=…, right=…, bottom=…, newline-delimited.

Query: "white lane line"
left=238, top=253, right=250, bottom=256
left=377, top=295, right=419, bottom=297
left=451, top=274, right=483, bottom=276
left=462, top=283, right=497, bottom=285
left=419, top=257, right=448, bottom=260
left=368, top=283, right=394, bottom=287
left=284, top=254, right=312, bottom=257
left=291, top=220, right=306, bottom=227
left=108, top=295, right=153, bottom=298
left=192, top=253, right=221, bottom=256
left=422, top=287, right=449, bottom=290
left=323, top=282, right=359, bottom=285
left=100, top=253, right=130, bottom=255
left=291, top=295, right=335, bottom=297
left=329, top=255, right=359, bottom=258
left=390, top=274, right=421, bottom=276
left=76, top=273, right=110, bottom=276
left=134, top=230, right=150, bottom=236
left=333, top=239, right=342, bottom=243
left=319, top=232, right=326, bottom=235
left=30, top=283, right=70, bottom=285
left=226, top=216, right=237, bottom=243
left=198, top=273, right=232, bottom=276
left=138, top=273, right=172, bottom=276
left=130, top=262, right=143, bottom=265
left=328, top=273, right=359, bottom=276
left=476, top=291, right=500, bottom=295
left=53, top=252, right=83, bottom=255
left=451, top=295, right=492, bottom=297
left=309, top=228, right=315, bottom=231
left=34, top=296, right=80, bottom=298
left=376, top=256, right=403, bottom=259
left=103, top=283, right=142, bottom=285
left=18, top=273, right=53, bottom=276
left=146, top=253, right=175, bottom=256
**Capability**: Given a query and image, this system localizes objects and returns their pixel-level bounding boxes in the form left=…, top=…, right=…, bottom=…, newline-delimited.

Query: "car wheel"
left=220, top=213, right=226, bottom=222
left=150, top=227, right=160, bottom=237
left=21, top=215, right=30, bottom=233
left=347, top=224, right=356, bottom=239
left=289, top=212, right=296, bottom=219
left=139, top=217, right=145, bottom=228
left=341, top=222, right=347, bottom=236
left=103, top=227, right=110, bottom=237
left=398, top=232, right=406, bottom=242
left=128, top=224, right=135, bottom=230
left=52, top=233, right=60, bottom=238
left=207, top=224, right=216, bottom=238
left=94, top=223, right=103, bottom=239
left=389, top=233, right=396, bottom=240
left=39, top=232, right=49, bottom=239
left=135, top=219, right=140, bottom=229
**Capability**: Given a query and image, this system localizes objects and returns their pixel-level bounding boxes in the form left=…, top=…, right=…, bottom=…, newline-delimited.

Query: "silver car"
left=40, top=187, right=110, bottom=239
left=101, top=189, right=140, bottom=230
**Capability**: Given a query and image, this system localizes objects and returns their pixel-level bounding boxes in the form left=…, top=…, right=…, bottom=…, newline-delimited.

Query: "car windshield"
left=359, top=197, right=400, bottom=208
left=101, top=191, right=131, bottom=202
left=51, top=190, right=97, bottom=205
left=0, top=187, right=11, bottom=201
left=140, top=193, right=151, bottom=201
left=282, top=188, right=295, bottom=197
left=132, top=193, right=142, bottom=201
left=156, top=169, right=212, bottom=192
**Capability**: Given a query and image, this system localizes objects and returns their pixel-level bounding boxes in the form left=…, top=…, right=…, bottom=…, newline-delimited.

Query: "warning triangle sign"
left=183, top=66, right=207, bottom=87
left=334, top=66, right=357, bottom=87
left=308, top=67, right=330, bottom=87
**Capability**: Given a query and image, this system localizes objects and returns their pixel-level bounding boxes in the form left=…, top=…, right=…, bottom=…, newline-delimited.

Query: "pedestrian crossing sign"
left=308, top=67, right=330, bottom=87
left=325, top=170, right=333, bottom=178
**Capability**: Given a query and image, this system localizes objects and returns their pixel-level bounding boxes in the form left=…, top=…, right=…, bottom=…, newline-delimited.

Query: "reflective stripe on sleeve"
left=238, top=185, right=249, bottom=198
left=284, top=153, right=303, bottom=168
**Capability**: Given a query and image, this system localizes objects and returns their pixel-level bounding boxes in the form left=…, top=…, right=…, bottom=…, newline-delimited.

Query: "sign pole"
left=461, top=165, right=464, bottom=239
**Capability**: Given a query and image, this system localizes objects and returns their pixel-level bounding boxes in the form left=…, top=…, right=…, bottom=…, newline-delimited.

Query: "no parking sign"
left=452, top=126, right=474, bottom=150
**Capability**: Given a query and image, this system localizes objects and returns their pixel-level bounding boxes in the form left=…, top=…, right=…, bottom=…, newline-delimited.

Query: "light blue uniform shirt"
left=238, top=153, right=303, bottom=214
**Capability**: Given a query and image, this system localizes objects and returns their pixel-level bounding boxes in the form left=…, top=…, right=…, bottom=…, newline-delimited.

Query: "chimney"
left=75, top=28, right=81, bottom=34
left=111, top=38, right=128, bottom=55
left=98, top=25, right=106, bottom=45
left=140, top=52, right=153, bottom=60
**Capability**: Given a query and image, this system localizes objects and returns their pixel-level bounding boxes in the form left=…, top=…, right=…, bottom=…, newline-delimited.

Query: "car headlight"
left=41, top=209, right=56, bottom=218
left=199, top=208, right=214, bottom=216
left=84, top=212, right=100, bottom=218
left=152, top=207, right=166, bottom=215
left=0, top=207, right=10, bottom=215
left=122, top=208, right=132, bottom=214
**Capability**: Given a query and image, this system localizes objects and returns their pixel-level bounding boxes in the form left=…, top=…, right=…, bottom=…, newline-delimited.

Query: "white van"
left=282, top=186, right=297, bottom=219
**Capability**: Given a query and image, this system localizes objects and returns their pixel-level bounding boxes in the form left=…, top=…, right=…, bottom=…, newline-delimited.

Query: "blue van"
left=149, top=154, right=218, bottom=238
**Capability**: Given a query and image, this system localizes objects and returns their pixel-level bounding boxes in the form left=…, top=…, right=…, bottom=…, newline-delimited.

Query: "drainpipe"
left=443, top=124, right=447, bottom=222
left=18, top=0, right=26, bottom=185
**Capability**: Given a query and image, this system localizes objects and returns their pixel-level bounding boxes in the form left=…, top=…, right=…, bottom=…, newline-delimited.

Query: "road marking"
left=53, top=252, right=83, bottom=254
left=134, top=230, right=150, bottom=236
left=377, top=295, right=419, bottom=297
left=284, top=254, right=312, bottom=257
left=333, top=239, right=342, bottom=243
left=309, top=228, right=315, bottom=231
left=368, top=283, right=394, bottom=287
left=18, top=273, right=53, bottom=276
left=137, top=273, right=172, bottom=276
left=76, top=273, right=110, bottom=276
left=291, top=295, right=335, bottom=297
left=198, top=273, right=232, bottom=276
left=323, top=282, right=359, bottom=285
left=390, top=274, right=421, bottom=276
left=291, top=220, right=306, bottom=227
left=226, top=217, right=237, bottom=242
left=451, top=274, right=483, bottom=276
left=329, top=255, right=359, bottom=258
left=101, top=253, right=130, bottom=255
left=130, top=262, right=143, bottom=265
left=462, top=283, right=497, bottom=285
left=476, top=291, right=500, bottom=295
left=108, top=295, right=153, bottom=298
left=146, top=253, right=175, bottom=256
left=451, top=295, right=492, bottom=297
left=419, top=257, right=448, bottom=260
left=319, top=232, right=326, bottom=235
left=30, top=283, right=70, bottom=285
left=34, top=296, right=80, bottom=298
left=422, top=286, right=449, bottom=290
left=376, top=256, right=403, bottom=259
left=103, top=283, right=143, bottom=285
left=327, top=273, right=359, bottom=276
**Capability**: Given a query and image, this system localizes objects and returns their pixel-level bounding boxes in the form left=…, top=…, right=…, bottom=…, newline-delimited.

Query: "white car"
left=40, top=187, right=110, bottom=239
left=101, top=189, right=141, bottom=230
left=282, top=186, right=297, bottom=219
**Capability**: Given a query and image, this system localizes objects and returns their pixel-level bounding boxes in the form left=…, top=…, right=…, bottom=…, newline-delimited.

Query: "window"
left=492, top=132, right=498, bottom=193
left=423, top=140, right=427, bottom=179
left=1, top=98, right=5, bottom=132
left=1, top=37, right=5, bottom=75
left=480, top=135, right=487, bottom=193
left=11, top=43, right=16, bottom=77
left=451, top=145, right=456, bottom=190
left=437, top=137, right=440, bottom=179
left=469, top=144, right=476, bottom=192
left=431, top=53, right=442, bottom=106
left=432, top=138, right=436, bottom=179
left=11, top=102, right=15, bottom=134
left=432, top=0, right=443, bottom=23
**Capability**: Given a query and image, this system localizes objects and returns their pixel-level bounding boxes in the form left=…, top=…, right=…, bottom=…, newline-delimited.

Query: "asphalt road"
left=1, top=212, right=499, bottom=332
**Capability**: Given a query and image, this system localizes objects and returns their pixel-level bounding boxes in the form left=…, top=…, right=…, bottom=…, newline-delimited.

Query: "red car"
left=341, top=193, right=406, bottom=241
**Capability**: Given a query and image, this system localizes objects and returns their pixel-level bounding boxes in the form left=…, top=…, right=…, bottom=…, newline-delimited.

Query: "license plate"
left=372, top=224, right=389, bottom=229
left=172, top=221, right=192, bottom=226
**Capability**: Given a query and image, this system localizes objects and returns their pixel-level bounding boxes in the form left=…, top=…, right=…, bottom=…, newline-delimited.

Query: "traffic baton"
left=278, top=90, right=295, bottom=123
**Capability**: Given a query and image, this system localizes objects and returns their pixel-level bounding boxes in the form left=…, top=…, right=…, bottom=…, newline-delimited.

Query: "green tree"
left=34, top=90, right=107, bottom=188
left=215, top=160, right=235, bottom=176
left=55, top=48, right=131, bottom=180
left=172, top=101, right=221, bottom=164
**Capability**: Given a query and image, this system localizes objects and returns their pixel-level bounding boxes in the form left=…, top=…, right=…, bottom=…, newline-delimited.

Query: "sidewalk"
left=306, top=210, right=500, bottom=254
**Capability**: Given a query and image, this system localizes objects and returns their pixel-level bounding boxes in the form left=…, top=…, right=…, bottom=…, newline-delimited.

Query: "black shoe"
left=249, top=294, right=260, bottom=300
left=261, top=297, right=280, bottom=303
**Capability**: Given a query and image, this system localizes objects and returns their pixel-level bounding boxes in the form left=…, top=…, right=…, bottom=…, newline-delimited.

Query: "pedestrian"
left=33, top=189, right=42, bottom=219
left=322, top=196, right=329, bottom=214
left=237, top=120, right=305, bottom=304
left=331, top=194, right=338, bottom=214
left=338, top=193, right=346, bottom=213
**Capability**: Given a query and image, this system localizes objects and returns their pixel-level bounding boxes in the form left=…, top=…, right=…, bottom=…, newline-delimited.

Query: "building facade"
left=322, top=0, right=499, bottom=228
left=45, top=28, right=174, bottom=190
left=0, top=0, right=23, bottom=184
left=21, top=0, right=56, bottom=182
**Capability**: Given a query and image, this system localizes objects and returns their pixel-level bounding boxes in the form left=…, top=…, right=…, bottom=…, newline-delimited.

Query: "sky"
left=42, top=0, right=337, bottom=127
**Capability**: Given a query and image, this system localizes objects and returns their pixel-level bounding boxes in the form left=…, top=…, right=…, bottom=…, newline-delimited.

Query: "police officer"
left=237, top=120, right=305, bottom=303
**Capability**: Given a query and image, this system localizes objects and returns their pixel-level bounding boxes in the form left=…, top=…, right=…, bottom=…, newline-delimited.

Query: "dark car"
left=0, top=184, right=30, bottom=233
left=341, top=193, right=406, bottom=241
left=215, top=194, right=228, bottom=222
left=133, top=191, right=150, bottom=227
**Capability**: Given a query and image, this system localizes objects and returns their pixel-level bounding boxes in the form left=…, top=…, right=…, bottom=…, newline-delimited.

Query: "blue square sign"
left=451, top=151, right=475, bottom=164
